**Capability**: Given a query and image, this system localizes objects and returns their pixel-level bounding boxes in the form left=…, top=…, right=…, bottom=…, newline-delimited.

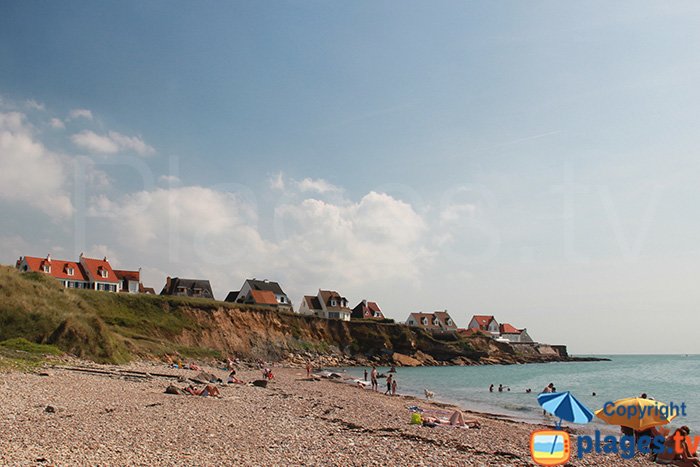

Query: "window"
left=100, top=269, right=108, bottom=278
left=66, top=267, right=74, bottom=276
left=330, top=299, right=337, bottom=306
left=421, top=317, right=428, bottom=325
left=42, top=265, right=51, bottom=273
left=447, top=318, right=453, bottom=326
left=433, top=318, right=439, bottom=326
left=329, top=312, right=340, bottom=319
left=279, top=296, right=285, bottom=303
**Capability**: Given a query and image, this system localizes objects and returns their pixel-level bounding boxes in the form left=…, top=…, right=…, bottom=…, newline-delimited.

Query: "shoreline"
left=0, top=359, right=655, bottom=466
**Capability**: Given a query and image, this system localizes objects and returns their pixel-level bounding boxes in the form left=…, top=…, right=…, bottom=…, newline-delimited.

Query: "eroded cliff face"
left=159, top=306, right=568, bottom=366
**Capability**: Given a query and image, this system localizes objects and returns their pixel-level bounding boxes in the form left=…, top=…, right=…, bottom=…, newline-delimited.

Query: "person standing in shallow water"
left=364, top=369, right=368, bottom=381
left=370, top=366, right=378, bottom=391
left=391, top=378, right=397, bottom=396
left=385, top=374, right=393, bottom=395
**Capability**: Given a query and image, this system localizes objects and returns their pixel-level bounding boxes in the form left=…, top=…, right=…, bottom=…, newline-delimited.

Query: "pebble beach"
left=0, top=361, right=657, bottom=466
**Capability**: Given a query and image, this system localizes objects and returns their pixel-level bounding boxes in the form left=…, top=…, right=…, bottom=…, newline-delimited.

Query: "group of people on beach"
left=358, top=366, right=398, bottom=395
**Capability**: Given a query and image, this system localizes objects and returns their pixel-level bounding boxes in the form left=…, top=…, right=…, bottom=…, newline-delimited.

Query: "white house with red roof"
left=298, top=290, right=352, bottom=321
left=467, top=315, right=500, bottom=335
left=16, top=253, right=124, bottom=292
left=498, top=323, right=533, bottom=343
left=351, top=300, right=385, bottom=320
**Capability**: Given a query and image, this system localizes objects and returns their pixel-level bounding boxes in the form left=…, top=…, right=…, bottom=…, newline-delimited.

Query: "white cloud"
left=68, top=108, right=93, bottom=120
left=71, top=130, right=155, bottom=156
left=269, top=172, right=285, bottom=191
left=275, top=191, right=429, bottom=286
left=25, top=99, right=45, bottom=111
left=72, top=130, right=119, bottom=153
left=296, top=177, right=341, bottom=194
left=50, top=117, right=65, bottom=129
left=107, top=131, right=156, bottom=156
left=0, top=111, right=73, bottom=218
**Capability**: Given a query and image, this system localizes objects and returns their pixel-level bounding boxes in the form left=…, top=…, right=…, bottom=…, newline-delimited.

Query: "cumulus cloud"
left=71, top=130, right=155, bottom=156
left=275, top=191, right=429, bottom=286
left=0, top=111, right=73, bottom=218
left=296, top=177, right=341, bottom=194
left=68, top=108, right=93, bottom=120
left=269, top=172, right=285, bottom=191
left=86, top=186, right=273, bottom=296
left=25, top=99, right=45, bottom=111
left=50, top=117, right=65, bottom=129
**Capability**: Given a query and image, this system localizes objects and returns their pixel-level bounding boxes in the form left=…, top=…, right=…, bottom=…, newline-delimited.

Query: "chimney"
left=166, top=276, right=172, bottom=290
left=103, top=256, right=108, bottom=262
left=79, top=252, right=84, bottom=259
left=46, top=254, right=51, bottom=262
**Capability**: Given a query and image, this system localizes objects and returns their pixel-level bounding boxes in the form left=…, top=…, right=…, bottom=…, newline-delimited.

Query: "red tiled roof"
left=471, top=315, right=495, bottom=327
left=367, top=301, right=381, bottom=312
left=80, top=257, right=119, bottom=283
left=21, top=256, right=87, bottom=281
left=249, top=290, right=278, bottom=306
left=113, top=269, right=140, bottom=282
left=499, top=323, right=521, bottom=334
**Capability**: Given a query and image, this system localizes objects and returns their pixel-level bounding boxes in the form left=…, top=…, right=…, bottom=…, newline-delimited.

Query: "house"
left=113, top=269, right=141, bottom=294
left=498, top=323, right=534, bottom=343
left=405, top=310, right=458, bottom=331
left=468, top=315, right=500, bottom=335
left=16, top=254, right=120, bottom=292
left=298, top=289, right=352, bottom=321
left=351, top=299, right=385, bottom=320
left=160, top=277, right=214, bottom=299
left=225, top=279, right=293, bottom=311
left=230, top=289, right=279, bottom=307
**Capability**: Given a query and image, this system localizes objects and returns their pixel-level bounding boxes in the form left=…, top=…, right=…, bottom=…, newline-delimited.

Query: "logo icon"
left=530, top=430, right=570, bottom=466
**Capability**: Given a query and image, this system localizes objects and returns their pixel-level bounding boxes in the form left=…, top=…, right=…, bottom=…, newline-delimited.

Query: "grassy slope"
left=0, top=266, right=229, bottom=363
left=0, top=266, right=483, bottom=366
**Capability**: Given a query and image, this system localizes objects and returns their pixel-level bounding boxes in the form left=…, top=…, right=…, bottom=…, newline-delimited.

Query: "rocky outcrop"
left=154, top=306, right=601, bottom=366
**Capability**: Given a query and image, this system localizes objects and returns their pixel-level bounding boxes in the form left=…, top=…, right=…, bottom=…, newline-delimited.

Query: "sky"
left=1, top=1, right=699, bottom=354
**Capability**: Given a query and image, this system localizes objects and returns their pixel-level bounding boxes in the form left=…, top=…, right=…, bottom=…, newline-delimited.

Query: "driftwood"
left=51, top=366, right=184, bottom=381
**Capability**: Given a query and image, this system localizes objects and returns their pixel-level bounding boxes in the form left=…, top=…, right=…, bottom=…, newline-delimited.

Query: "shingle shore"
left=0, top=361, right=655, bottom=466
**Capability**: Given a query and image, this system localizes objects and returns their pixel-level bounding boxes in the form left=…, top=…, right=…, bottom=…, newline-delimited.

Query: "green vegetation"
left=0, top=265, right=230, bottom=364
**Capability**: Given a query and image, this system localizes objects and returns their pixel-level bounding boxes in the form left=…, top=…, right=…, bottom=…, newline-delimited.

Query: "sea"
left=339, top=354, right=700, bottom=430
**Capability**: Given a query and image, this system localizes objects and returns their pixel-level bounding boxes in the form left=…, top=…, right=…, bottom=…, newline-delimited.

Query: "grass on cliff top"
left=0, top=265, right=225, bottom=364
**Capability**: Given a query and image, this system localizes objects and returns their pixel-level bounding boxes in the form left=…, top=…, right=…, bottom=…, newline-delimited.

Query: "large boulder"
left=392, top=352, right=422, bottom=367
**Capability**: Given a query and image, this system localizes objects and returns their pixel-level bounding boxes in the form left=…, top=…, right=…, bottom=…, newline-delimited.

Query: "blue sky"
left=1, top=1, right=699, bottom=353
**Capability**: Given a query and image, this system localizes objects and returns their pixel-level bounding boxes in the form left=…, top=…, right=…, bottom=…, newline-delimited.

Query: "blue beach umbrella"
left=538, top=391, right=595, bottom=427
left=537, top=391, right=594, bottom=457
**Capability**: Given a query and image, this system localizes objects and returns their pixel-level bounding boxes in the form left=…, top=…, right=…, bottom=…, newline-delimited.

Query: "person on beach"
left=370, top=366, right=378, bottom=391
left=391, top=378, right=397, bottom=396
left=385, top=374, right=393, bottom=395
left=656, top=426, right=700, bottom=466
left=498, top=384, right=503, bottom=393
left=227, top=370, right=243, bottom=384
left=306, top=361, right=311, bottom=378
left=364, top=369, right=368, bottom=381
left=489, top=384, right=494, bottom=393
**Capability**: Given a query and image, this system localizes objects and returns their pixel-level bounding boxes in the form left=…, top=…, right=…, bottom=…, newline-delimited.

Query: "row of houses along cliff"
left=15, top=254, right=536, bottom=345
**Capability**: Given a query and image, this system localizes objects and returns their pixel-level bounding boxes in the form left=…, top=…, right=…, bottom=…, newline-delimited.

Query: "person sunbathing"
left=421, top=411, right=480, bottom=428
left=183, top=384, right=221, bottom=397
left=656, top=427, right=700, bottom=467
left=227, top=371, right=244, bottom=384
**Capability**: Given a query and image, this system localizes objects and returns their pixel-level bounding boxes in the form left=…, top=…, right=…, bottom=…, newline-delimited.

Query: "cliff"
left=0, top=266, right=597, bottom=366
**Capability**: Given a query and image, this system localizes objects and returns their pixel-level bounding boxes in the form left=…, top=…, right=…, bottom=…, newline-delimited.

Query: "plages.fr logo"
left=530, top=392, right=690, bottom=466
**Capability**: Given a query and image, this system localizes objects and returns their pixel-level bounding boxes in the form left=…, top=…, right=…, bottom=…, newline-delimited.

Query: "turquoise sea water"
left=340, top=355, right=700, bottom=430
